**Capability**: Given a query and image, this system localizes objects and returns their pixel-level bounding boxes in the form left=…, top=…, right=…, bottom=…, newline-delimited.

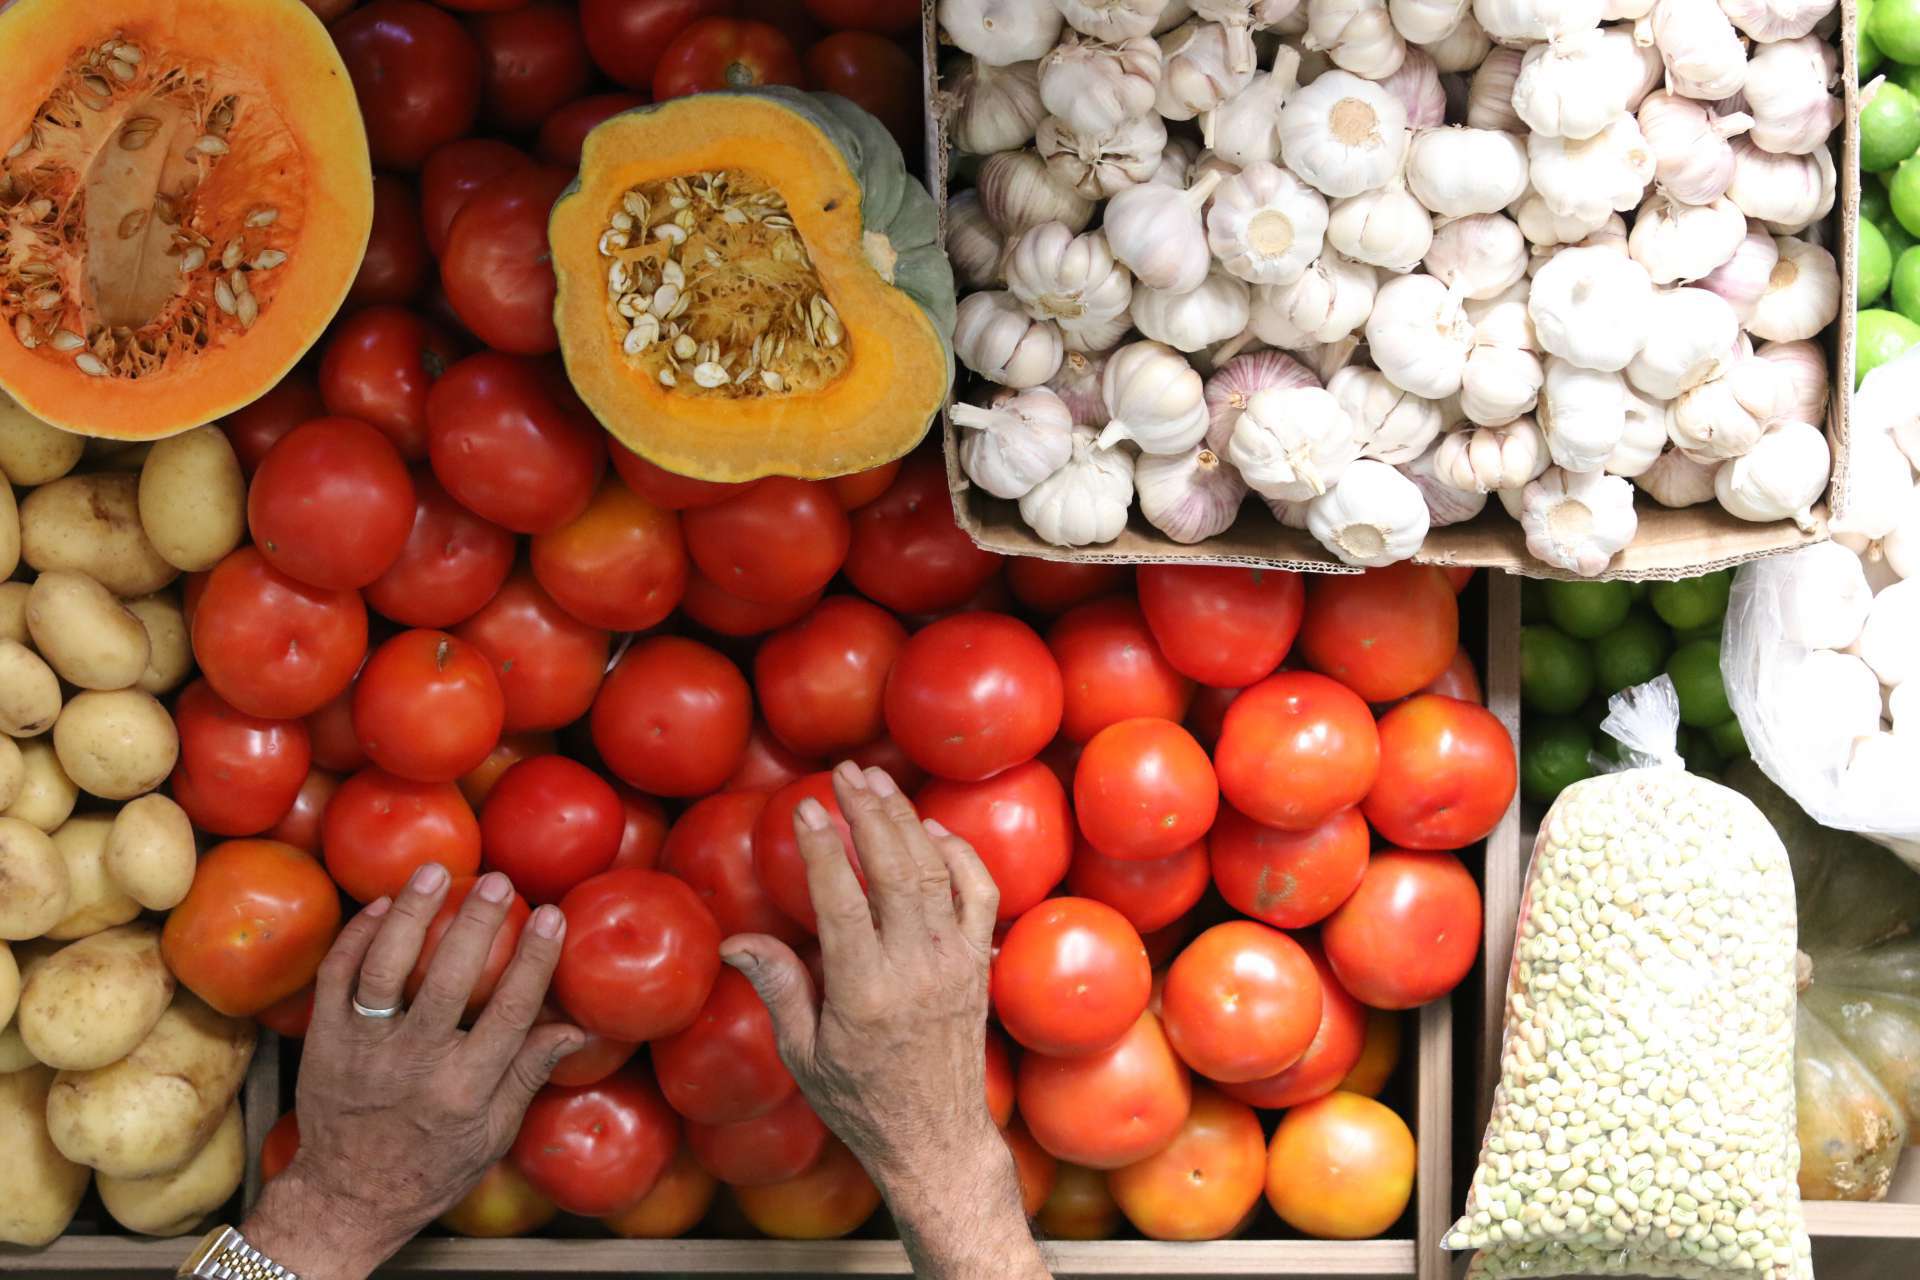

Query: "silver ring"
left=352, top=996, right=403, bottom=1020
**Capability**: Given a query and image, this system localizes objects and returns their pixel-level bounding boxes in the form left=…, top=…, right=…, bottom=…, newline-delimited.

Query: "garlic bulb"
left=1005, top=224, right=1136, bottom=350
left=1857, top=580, right=1920, bottom=688
left=1635, top=446, right=1720, bottom=506
left=1046, top=350, right=1111, bottom=423
left=1104, top=170, right=1226, bottom=292
left=1389, top=0, right=1470, bottom=43
left=1188, top=149, right=1242, bottom=192
left=941, top=0, right=1066, bottom=65
left=1433, top=415, right=1546, bottom=492
left=1691, top=218, right=1778, bottom=321
left=1424, top=213, right=1527, bottom=299
left=1204, top=349, right=1322, bottom=451
left=1201, top=46, right=1301, bottom=165
left=1624, top=287, right=1738, bottom=399
left=1650, top=0, right=1747, bottom=101
left=1605, top=0, right=1656, bottom=16
left=1329, top=366, right=1445, bottom=463
left=1377, top=46, right=1446, bottom=125
left=946, top=191, right=1007, bottom=291
left=1884, top=485, right=1920, bottom=581
left=1527, top=115, right=1656, bottom=224
left=1755, top=338, right=1828, bottom=425
left=1019, top=425, right=1137, bottom=546
left=1100, top=340, right=1210, bottom=453
left=1157, top=0, right=1201, bottom=32
left=1153, top=134, right=1204, bottom=185
left=1131, top=270, right=1252, bottom=352
left=1463, top=279, right=1535, bottom=346
left=1057, top=0, right=1174, bottom=40
left=1304, top=0, right=1409, bottom=79
left=1726, top=138, right=1835, bottom=231
left=1420, top=10, right=1492, bottom=69
left=1405, top=127, right=1528, bottom=218
left=1636, top=91, right=1750, bottom=206
left=1776, top=542, right=1874, bottom=652
left=1667, top=355, right=1788, bottom=460
left=1194, top=0, right=1293, bottom=72
left=1038, top=113, right=1170, bottom=199
left=1464, top=45, right=1524, bottom=130
left=1521, top=467, right=1638, bottom=576
left=955, top=389, right=1077, bottom=499
left=1250, top=252, right=1380, bottom=344
left=1743, top=36, right=1841, bottom=155
left=1278, top=70, right=1410, bottom=198
left=1538, top=358, right=1627, bottom=470
left=978, top=150, right=1097, bottom=236
left=1528, top=245, right=1654, bottom=372
left=947, top=58, right=1048, bottom=155
left=954, top=292, right=1066, bottom=389
left=1718, top=0, right=1837, bottom=42
left=1511, top=29, right=1642, bottom=139
left=1714, top=418, right=1829, bottom=530
left=1263, top=491, right=1314, bottom=527
left=1513, top=193, right=1613, bottom=250
left=1626, top=194, right=1746, bottom=285
left=1471, top=0, right=1602, bottom=40
left=1326, top=180, right=1434, bottom=272
left=1207, top=161, right=1330, bottom=284
left=1747, top=235, right=1839, bottom=342
left=1829, top=430, right=1912, bottom=541
left=1229, top=385, right=1363, bottom=499
left=1460, top=346, right=1544, bottom=425
left=1039, top=34, right=1165, bottom=137
left=1605, top=384, right=1669, bottom=477
left=1399, top=438, right=1489, bottom=525
left=1138, top=444, right=1249, bottom=542
left=1307, top=459, right=1431, bottom=565
left=1364, top=275, right=1474, bottom=398
left=1157, top=19, right=1257, bottom=118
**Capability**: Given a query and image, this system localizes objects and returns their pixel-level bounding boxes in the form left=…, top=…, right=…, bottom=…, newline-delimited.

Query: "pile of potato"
left=0, top=394, right=255, bottom=1245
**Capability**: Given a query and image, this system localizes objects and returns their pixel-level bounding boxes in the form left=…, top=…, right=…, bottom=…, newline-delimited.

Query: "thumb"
left=720, top=935, right=818, bottom=1073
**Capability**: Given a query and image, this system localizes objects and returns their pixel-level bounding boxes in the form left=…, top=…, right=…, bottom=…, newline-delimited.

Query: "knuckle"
left=359, top=961, right=406, bottom=995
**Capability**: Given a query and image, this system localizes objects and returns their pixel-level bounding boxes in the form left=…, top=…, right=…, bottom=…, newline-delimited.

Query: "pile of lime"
left=1860, top=0, right=1920, bottom=383
left=1518, top=571, right=1746, bottom=805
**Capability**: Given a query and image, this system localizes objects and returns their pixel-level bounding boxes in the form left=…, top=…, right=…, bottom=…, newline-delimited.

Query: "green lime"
left=1857, top=309, right=1920, bottom=386
left=1865, top=82, right=1920, bottom=173
left=1866, top=0, right=1888, bottom=74
left=1708, top=715, right=1748, bottom=759
left=1521, top=577, right=1548, bottom=624
left=1863, top=219, right=1894, bottom=307
left=1865, top=176, right=1897, bottom=230
left=1544, top=579, right=1633, bottom=639
left=1894, top=246, right=1920, bottom=321
left=1673, top=622, right=1723, bottom=645
left=1890, top=159, right=1920, bottom=239
left=1521, top=625, right=1595, bottom=715
left=1648, top=571, right=1732, bottom=630
left=1873, top=0, right=1920, bottom=64
left=1667, top=639, right=1732, bottom=729
left=1677, top=725, right=1725, bottom=777
left=1896, top=61, right=1920, bottom=101
left=1522, top=716, right=1596, bottom=805
left=1628, top=581, right=1648, bottom=601
left=1593, top=611, right=1672, bottom=696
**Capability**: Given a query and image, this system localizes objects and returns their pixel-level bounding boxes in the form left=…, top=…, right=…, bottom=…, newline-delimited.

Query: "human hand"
left=240, top=865, right=580, bottom=1280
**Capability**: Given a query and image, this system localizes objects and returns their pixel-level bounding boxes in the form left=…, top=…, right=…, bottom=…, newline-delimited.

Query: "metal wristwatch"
left=178, top=1225, right=301, bottom=1280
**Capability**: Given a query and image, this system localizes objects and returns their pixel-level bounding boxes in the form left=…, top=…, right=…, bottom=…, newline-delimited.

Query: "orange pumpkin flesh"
left=0, top=0, right=371, bottom=439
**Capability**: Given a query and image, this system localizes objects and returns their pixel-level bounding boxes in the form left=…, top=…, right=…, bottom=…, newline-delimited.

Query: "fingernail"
left=923, top=818, right=950, bottom=838
left=365, top=896, right=392, bottom=917
left=834, top=759, right=867, bottom=791
left=720, top=947, right=756, bottom=972
left=549, top=1034, right=584, bottom=1066
left=864, top=767, right=897, bottom=798
left=411, top=863, right=448, bottom=893
left=795, top=797, right=831, bottom=831
left=531, top=905, right=564, bottom=939
left=476, top=872, right=511, bottom=904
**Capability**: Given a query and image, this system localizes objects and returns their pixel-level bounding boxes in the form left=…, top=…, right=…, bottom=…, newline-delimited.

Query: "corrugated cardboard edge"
left=926, top=5, right=1856, bottom=583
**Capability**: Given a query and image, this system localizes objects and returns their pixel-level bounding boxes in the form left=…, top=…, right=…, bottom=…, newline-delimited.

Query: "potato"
left=18, top=924, right=174, bottom=1070
left=0, top=581, right=26, bottom=643
left=46, top=992, right=256, bottom=1179
left=0, top=392, right=85, bottom=486
left=98, top=1101, right=245, bottom=1237
left=0, top=1065, right=92, bottom=1246
left=0, top=734, right=21, bottom=811
left=2, top=736, right=78, bottom=832
left=138, top=427, right=247, bottom=573
left=0, top=940, right=16, bottom=1031
left=0, top=639, right=60, bottom=737
left=0, top=472, right=17, bottom=582
left=107, top=794, right=197, bottom=911
left=0, top=814, right=68, bottom=939
left=19, top=473, right=179, bottom=597
left=53, top=689, right=178, bottom=801
left=26, top=570, right=152, bottom=691
left=45, top=814, right=140, bottom=941
left=0, top=1022, right=33, bottom=1071
left=126, top=593, right=194, bottom=696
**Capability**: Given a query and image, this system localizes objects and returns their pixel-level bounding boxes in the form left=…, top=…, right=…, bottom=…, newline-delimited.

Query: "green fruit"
left=1863, top=82, right=1920, bottom=173
left=1893, top=245, right=1920, bottom=322
left=1857, top=309, right=1920, bottom=387
left=1866, top=0, right=1888, bottom=76
left=1673, top=622, right=1724, bottom=645
left=1872, top=0, right=1920, bottom=65
left=1708, top=715, right=1749, bottom=759
left=1896, top=60, right=1920, bottom=102
left=1522, top=716, right=1596, bottom=806
left=1864, top=176, right=1897, bottom=231
left=1678, top=725, right=1726, bottom=778
left=1520, top=577, right=1548, bottom=624
left=1648, top=571, right=1731, bottom=630
left=1543, top=579, right=1632, bottom=639
left=1890, top=159, right=1920, bottom=240
left=1521, top=625, right=1595, bottom=716
left=1667, top=639, right=1732, bottom=729
left=1862, top=219, right=1894, bottom=307
left=1593, top=611, right=1672, bottom=697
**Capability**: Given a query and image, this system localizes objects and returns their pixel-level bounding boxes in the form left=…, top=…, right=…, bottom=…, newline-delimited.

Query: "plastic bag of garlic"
left=1447, top=676, right=1812, bottom=1280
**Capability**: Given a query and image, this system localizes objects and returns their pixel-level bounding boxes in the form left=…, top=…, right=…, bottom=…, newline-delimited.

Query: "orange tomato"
left=1338, top=1011, right=1405, bottom=1098
left=731, top=1139, right=881, bottom=1240
left=1264, top=1092, right=1415, bottom=1239
left=439, top=1161, right=559, bottom=1238
left=1003, top=1119, right=1059, bottom=1216
left=1017, top=1010, right=1192, bottom=1170
left=602, top=1147, right=719, bottom=1239
left=1109, top=1088, right=1267, bottom=1241
left=459, top=731, right=558, bottom=808
left=161, top=839, right=342, bottom=1017
left=1038, top=1163, right=1122, bottom=1241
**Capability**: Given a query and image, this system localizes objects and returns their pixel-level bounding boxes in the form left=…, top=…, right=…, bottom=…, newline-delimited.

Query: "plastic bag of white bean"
left=1446, top=678, right=1813, bottom=1280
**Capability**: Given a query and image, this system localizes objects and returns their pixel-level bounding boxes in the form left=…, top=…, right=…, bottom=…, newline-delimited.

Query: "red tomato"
left=611, top=787, right=670, bottom=872
left=804, top=33, right=916, bottom=148
left=1066, top=838, right=1209, bottom=934
left=554, top=869, right=723, bottom=1041
left=1136, top=565, right=1305, bottom=689
left=992, top=898, right=1151, bottom=1057
left=224, top=374, right=325, bottom=477
left=1363, top=696, right=1516, bottom=850
left=511, top=1070, right=681, bottom=1217
left=334, top=0, right=482, bottom=171
left=1208, top=804, right=1369, bottom=930
left=170, top=680, right=313, bottom=836
left=257, top=982, right=313, bottom=1036
left=1265, top=1093, right=1415, bottom=1239
left=1108, top=1088, right=1267, bottom=1241
left=752, top=772, right=864, bottom=933
left=1322, top=849, right=1481, bottom=1010
left=530, top=479, right=687, bottom=632
left=985, top=1027, right=1015, bottom=1127
left=322, top=767, right=483, bottom=903
left=1340, top=1010, right=1404, bottom=1098
left=1416, top=646, right=1482, bottom=703
left=441, top=166, right=574, bottom=356
left=426, top=352, right=605, bottom=533
left=884, top=613, right=1062, bottom=782
left=534, top=91, right=646, bottom=167
left=609, top=444, right=758, bottom=511
left=460, top=731, right=557, bottom=809
left=478, top=756, right=624, bottom=904
left=844, top=735, right=925, bottom=796
left=248, top=418, right=416, bottom=591
left=1005, top=1120, right=1059, bottom=1216
left=653, top=18, right=802, bottom=99
left=349, top=175, right=432, bottom=308
left=680, top=572, right=822, bottom=638
left=726, top=722, right=816, bottom=793
left=403, top=875, right=532, bottom=1019
left=1184, top=683, right=1239, bottom=752
left=352, top=630, right=504, bottom=783
left=192, top=549, right=366, bottom=720
left=592, top=637, right=752, bottom=797
left=306, top=689, right=367, bottom=774
left=1073, top=718, right=1218, bottom=861
left=1218, top=940, right=1368, bottom=1112
left=682, top=480, right=849, bottom=606
left=419, top=137, right=530, bottom=259
left=1296, top=564, right=1459, bottom=702
left=454, top=570, right=611, bottom=733
left=1038, top=1162, right=1122, bottom=1241
left=1007, top=558, right=1128, bottom=615
left=803, top=0, right=918, bottom=31
left=1162, top=921, right=1322, bottom=1084
left=580, top=0, right=736, bottom=89
left=652, top=967, right=794, bottom=1125
left=261, top=1111, right=300, bottom=1183
left=916, top=761, right=1073, bottom=922
left=161, top=840, right=342, bottom=1017
left=845, top=456, right=1004, bottom=615
left=731, top=1137, right=881, bottom=1240
left=662, top=792, right=806, bottom=945
left=440, top=1160, right=559, bottom=1239
left=1049, top=600, right=1193, bottom=745
left=754, top=597, right=907, bottom=758
left=686, top=1089, right=828, bottom=1188
left=825, top=460, right=901, bottom=512
left=364, top=471, right=516, bottom=629
left=1213, top=672, right=1379, bottom=832
left=740, top=0, right=822, bottom=45
left=264, top=768, right=339, bottom=854
left=470, top=1, right=591, bottom=132
left=543, top=1002, right=641, bottom=1087
left=1443, top=565, right=1475, bottom=592
left=317, top=310, right=457, bottom=461
left=600, top=1146, right=717, bottom=1239
left=1018, top=1011, right=1193, bottom=1170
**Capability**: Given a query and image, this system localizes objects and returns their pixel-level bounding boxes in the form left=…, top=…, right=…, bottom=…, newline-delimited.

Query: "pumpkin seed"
left=236, top=291, right=259, bottom=329
left=229, top=269, right=249, bottom=297
left=118, top=208, right=149, bottom=239
left=50, top=329, right=84, bottom=352
left=31, top=290, right=62, bottom=311
left=108, top=59, right=137, bottom=82
left=221, top=239, right=245, bottom=270
left=658, top=367, right=677, bottom=387
left=117, top=116, right=159, bottom=150
left=245, top=207, right=279, bottom=228
left=761, top=370, right=784, bottom=391
left=653, top=224, right=687, bottom=246
left=673, top=334, right=697, bottom=360
left=12, top=315, right=36, bottom=349
left=192, top=134, right=229, bottom=157
left=74, top=353, right=108, bottom=376
left=179, top=246, right=206, bottom=274
left=252, top=249, right=287, bottom=271
left=116, top=43, right=144, bottom=64
left=213, top=279, right=237, bottom=315
left=692, top=361, right=728, bottom=388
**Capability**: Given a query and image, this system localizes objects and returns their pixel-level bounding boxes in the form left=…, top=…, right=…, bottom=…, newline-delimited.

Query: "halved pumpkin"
left=0, top=0, right=371, bottom=440
left=551, top=88, right=954, bottom=483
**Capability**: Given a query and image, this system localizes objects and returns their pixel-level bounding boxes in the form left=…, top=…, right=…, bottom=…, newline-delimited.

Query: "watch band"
left=179, top=1225, right=300, bottom=1280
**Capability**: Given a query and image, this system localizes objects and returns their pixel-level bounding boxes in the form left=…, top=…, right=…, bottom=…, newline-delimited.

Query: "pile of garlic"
left=936, top=0, right=1842, bottom=574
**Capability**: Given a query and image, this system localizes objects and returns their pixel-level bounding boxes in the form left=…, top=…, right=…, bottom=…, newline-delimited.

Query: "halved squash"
left=551, top=88, right=954, bottom=483
left=0, top=0, right=371, bottom=440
